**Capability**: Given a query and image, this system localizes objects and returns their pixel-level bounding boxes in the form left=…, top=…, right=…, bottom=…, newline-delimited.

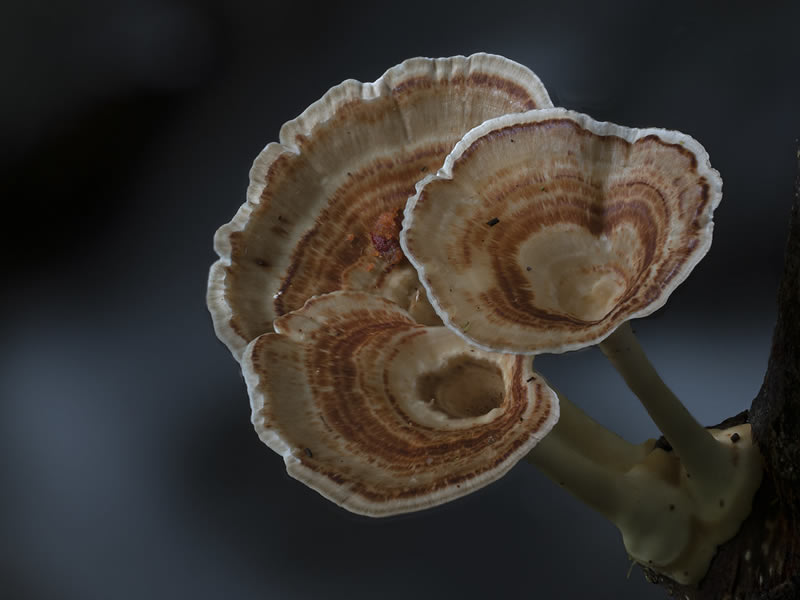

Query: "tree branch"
left=644, top=147, right=800, bottom=599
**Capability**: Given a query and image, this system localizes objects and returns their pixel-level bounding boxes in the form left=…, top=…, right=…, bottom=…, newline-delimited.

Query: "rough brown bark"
left=645, top=149, right=800, bottom=598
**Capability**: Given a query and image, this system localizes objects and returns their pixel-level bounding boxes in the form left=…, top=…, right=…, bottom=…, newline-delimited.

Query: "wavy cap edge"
left=241, top=290, right=560, bottom=517
left=401, top=107, right=723, bottom=355
left=208, top=54, right=553, bottom=361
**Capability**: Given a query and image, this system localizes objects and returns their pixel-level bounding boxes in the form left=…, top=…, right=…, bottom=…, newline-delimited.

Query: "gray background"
left=3, top=1, right=799, bottom=598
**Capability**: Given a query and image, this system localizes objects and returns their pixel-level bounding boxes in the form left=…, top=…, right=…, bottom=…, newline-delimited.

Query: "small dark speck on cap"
left=304, top=448, right=313, bottom=458
left=526, top=266, right=532, bottom=271
left=526, top=376, right=536, bottom=382
left=487, top=217, right=500, bottom=227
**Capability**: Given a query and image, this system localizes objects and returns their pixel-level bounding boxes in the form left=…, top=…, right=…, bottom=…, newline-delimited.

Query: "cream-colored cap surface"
left=208, top=54, right=552, bottom=361
left=243, top=291, right=558, bottom=516
left=402, top=108, right=722, bottom=355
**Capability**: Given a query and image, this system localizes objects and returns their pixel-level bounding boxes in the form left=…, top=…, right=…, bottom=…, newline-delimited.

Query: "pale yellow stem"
left=598, top=321, right=734, bottom=493
left=525, top=386, right=762, bottom=585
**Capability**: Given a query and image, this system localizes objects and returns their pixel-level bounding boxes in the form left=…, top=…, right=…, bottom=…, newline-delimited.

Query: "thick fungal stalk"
left=528, top=366, right=763, bottom=584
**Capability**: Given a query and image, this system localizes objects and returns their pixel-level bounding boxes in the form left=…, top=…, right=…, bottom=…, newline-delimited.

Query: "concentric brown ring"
left=208, top=54, right=552, bottom=361
left=243, top=291, right=558, bottom=516
left=401, top=108, right=722, bottom=354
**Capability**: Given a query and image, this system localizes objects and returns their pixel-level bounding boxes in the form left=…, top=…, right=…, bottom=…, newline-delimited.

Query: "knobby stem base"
left=527, top=386, right=762, bottom=585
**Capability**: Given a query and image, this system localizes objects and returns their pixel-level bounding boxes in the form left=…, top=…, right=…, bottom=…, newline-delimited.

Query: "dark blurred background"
left=2, top=1, right=799, bottom=598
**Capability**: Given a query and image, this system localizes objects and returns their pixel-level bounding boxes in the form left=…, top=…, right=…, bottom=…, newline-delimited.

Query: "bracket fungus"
left=207, top=53, right=552, bottom=361
left=401, top=107, right=722, bottom=355
left=401, top=107, right=763, bottom=584
left=243, top=291, right=558, bottom=516
left=210, top=55, right=769, bottom=592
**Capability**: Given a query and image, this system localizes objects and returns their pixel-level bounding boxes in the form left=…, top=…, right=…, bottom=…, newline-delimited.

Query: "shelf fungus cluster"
left=208, top=53, right=764, bottom=587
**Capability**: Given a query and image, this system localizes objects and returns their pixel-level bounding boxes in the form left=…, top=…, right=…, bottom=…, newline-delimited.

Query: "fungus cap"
left=208, top=54, right=552, bottom=361
left=243, top=291, right=558, bottom=516
left=401, top=108, right=722, bottom=355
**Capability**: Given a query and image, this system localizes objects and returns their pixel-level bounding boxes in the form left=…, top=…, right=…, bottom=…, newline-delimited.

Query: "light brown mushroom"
left=243, top=291, right=558, bottom=516
left=401, top=107, right=722, bottom=356
left=208, top=53, right=552, bottom=361
left=210, top=55, right=763, bottom=586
